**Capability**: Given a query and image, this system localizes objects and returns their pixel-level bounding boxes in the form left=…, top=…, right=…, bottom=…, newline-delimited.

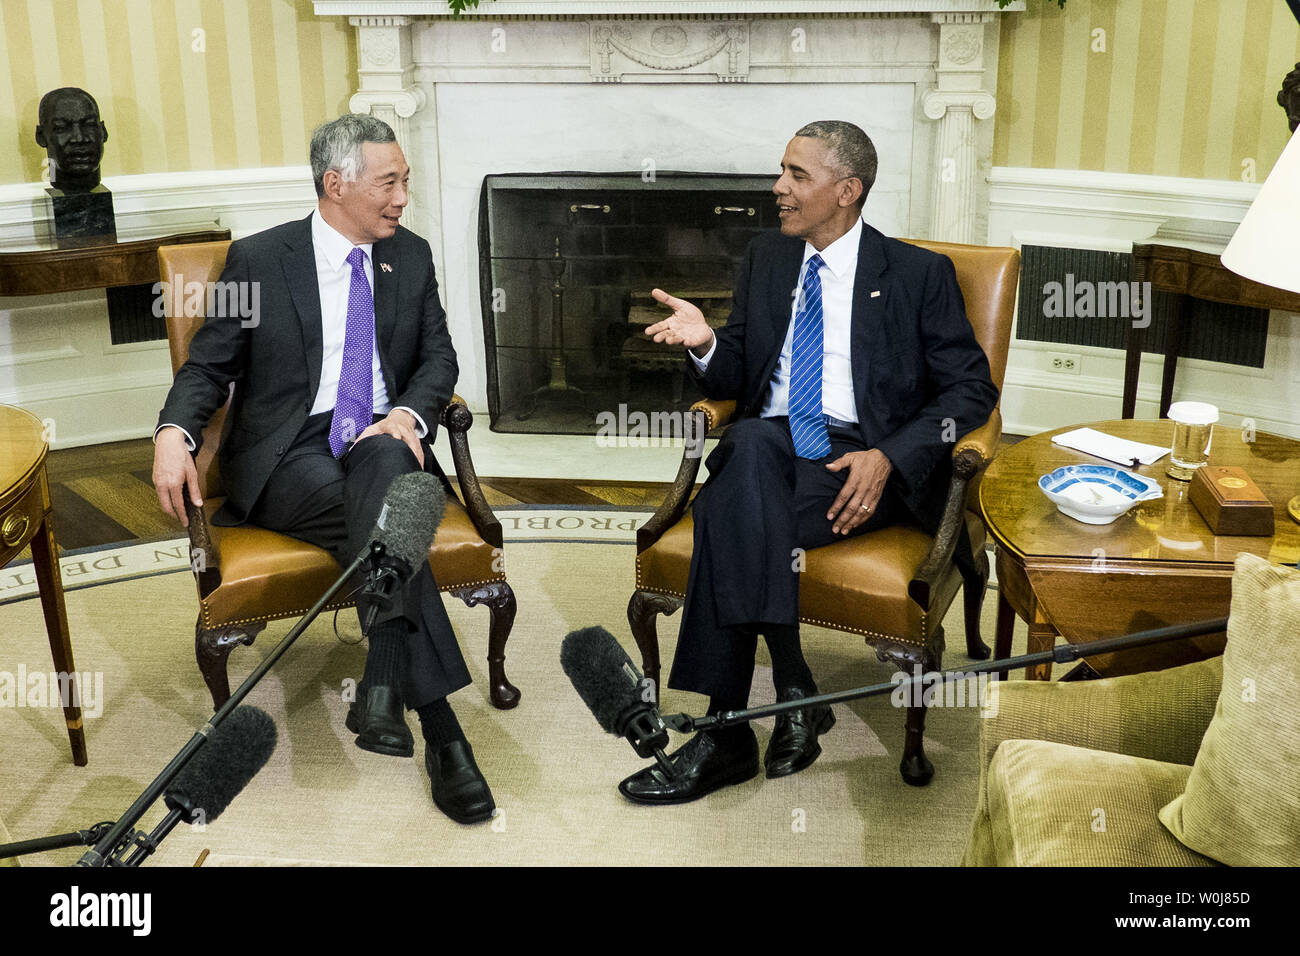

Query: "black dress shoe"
left=345, top=685, right=414, bottom=758
left=764, top=687, right=835, bottom=778
left=618, top=727, right=759, bottom=805
left=426, top=740, right=496, bottom=824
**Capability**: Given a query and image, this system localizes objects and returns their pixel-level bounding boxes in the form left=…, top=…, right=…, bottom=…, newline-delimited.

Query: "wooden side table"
left=0, top=405, right=86, bottom=765
left=1125, top=243, right=1300, bottom=419
left=980, top=419, right=1300, bottom=681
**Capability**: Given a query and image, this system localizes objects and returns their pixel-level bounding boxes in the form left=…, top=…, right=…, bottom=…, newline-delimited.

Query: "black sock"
left=763, top=625, right=815, bottom=694
left=416, top=698, right=466, bottom=750
left=362, top=619, right=407, bottom=692
left=707, top=694, right=752, bottom=745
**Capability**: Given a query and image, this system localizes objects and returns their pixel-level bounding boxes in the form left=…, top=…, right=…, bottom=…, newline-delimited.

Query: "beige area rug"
left=0, top=539, right=1046, bottom=867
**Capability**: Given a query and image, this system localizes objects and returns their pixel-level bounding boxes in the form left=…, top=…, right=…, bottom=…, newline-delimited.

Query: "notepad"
left=1051, top=427, right=1170, bottom=467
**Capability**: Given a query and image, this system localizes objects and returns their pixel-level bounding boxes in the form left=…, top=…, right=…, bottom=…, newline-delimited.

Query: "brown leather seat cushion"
left=198, top=494, right=503, bottom=630
left=636, top=511, right=985, bottom=645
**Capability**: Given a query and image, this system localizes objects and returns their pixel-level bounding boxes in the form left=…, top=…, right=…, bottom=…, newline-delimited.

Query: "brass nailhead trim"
left=198, top=574, right=508, bottom=630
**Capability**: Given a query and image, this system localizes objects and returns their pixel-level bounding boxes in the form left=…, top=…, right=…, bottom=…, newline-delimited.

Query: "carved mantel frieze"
left=589, top=20, right=749, bottom=83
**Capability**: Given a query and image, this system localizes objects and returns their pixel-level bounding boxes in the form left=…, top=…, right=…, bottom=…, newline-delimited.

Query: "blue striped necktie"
left=788, top=253, right=831, bottom=459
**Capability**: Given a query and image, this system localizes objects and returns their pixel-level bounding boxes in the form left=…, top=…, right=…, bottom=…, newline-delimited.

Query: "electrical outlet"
left=1049, top=352, right=1080, bottom=374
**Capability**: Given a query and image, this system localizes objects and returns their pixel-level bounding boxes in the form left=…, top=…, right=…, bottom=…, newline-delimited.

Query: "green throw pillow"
left=1158, top=553, right=1300, bottom=865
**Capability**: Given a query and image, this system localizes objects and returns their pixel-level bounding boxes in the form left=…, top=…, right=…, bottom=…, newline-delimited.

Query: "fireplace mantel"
left=314, top=1, right=1023, bottom=15
left=313, top=0, right=1021, bottom=410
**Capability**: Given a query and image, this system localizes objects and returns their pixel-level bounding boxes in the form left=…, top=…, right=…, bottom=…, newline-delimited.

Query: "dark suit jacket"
left=689, top=221, right=998, bottom=534
left=158, top=214, right=458, bottom=525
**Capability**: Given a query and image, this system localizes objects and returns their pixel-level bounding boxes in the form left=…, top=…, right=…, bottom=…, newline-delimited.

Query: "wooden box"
left=1189, top=465, right=1275, bottom=536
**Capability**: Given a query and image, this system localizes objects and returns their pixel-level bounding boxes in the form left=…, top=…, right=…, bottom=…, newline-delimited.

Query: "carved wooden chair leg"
left=878, top=634, right=941, bottom=785
left=956, top=538, right=992, bottom=660
left=901, top=697, right=935, bottom=786
left=452, top=580, right=520, bottom=710
left=195, top=619, right=264, bottom=710
left=627, top=589, right=682, bottom=699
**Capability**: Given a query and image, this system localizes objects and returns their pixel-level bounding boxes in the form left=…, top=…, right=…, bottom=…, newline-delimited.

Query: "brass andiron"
left=517, top=236, right=586, bottom=420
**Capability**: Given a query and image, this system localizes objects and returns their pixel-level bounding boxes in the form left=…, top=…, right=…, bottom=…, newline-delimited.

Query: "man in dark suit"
left=152, top=114, right=495, bottom=825
left=623, top=120, right=998, bottom=804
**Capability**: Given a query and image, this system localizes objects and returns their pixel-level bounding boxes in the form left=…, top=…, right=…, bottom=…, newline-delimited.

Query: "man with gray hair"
left=627, top=120, right=998, bottom=803
left=153, top=113, right=496, bottom=825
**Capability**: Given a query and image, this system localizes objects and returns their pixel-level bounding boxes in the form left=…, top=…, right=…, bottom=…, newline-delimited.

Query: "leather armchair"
left=628, top=240, right=1019, bottom=785
left=158, top=241, right=519, bottom=711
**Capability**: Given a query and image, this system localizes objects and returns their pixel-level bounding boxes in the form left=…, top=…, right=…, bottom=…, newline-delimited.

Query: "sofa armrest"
left=980, top=655, right=1223, bottom=770
left=962, top=655, right=1224, bottom=865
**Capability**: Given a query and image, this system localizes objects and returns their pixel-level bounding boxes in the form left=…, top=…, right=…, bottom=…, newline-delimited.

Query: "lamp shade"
left=1222, top=130, right=1300, bottom=293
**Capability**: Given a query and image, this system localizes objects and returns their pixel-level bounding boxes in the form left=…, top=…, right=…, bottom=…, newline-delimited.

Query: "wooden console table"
left=0, top=227, right=230, bottom=297
left=0, top=405, right=86, bottom=765
left=1124, top=243, right=1300, bottom=419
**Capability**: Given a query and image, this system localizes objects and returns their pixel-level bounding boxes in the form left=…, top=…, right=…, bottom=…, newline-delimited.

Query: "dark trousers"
left=248, top=411, right=471, bottom=709
left=667, top=416, right=903, bottom=703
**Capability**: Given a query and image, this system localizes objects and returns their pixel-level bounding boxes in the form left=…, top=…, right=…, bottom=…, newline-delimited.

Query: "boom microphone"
left=561, top=627, right=674, bottom=773
left=360, top=471, right=446, bottom=630
left=163, top=705, right=278, bottom=824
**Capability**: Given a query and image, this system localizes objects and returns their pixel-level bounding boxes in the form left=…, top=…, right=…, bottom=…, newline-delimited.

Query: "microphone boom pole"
left=674, top=616, right=1230, bottom=733
left=77, top=546, right=372, bottom=866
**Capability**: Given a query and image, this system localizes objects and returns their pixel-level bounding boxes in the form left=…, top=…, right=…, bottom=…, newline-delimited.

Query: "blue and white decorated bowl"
left=1037, top=465, right=1163, bottom=525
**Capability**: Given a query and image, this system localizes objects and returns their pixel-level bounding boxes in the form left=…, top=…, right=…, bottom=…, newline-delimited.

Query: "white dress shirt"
left=156, top=209, right=426, bottom=449
left=691, top=217, right=862, bottom=423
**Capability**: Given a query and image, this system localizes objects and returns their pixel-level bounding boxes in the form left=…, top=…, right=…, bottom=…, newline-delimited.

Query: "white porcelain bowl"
left=1038, top=465, right=1163, bottom=525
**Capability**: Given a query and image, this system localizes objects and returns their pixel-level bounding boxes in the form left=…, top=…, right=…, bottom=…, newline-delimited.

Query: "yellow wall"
left=0, top=0, right=357, bottom=185
left=995, top=0, right=1300, bottom=181
left=4, top=1, right=1296, bottom=187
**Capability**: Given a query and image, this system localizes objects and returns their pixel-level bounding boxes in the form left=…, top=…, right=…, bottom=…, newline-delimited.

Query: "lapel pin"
left=870, top=290, right=881, bottom=298
left=380, top=262, right=392, bottom=273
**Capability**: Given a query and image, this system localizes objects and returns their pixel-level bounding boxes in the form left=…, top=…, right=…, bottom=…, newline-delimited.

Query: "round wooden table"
left=980, top=419, right=1300, bottom=680
left=0, top=404, right=86, bottom=764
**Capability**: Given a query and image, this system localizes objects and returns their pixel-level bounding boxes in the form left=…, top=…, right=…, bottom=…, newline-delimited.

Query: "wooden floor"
left=42, top=437, right=677, bottom=553
left=43, top=432, right=1025, bottom=553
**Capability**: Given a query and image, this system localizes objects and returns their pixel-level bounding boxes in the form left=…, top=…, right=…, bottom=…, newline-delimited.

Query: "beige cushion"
left=988, top=739, right=1218, bottom=867
left=1159, top=554, right=1300, bottom=866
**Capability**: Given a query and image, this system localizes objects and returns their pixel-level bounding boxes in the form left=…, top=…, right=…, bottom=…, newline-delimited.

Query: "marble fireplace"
left=311, top=0, right=1023, bottom=423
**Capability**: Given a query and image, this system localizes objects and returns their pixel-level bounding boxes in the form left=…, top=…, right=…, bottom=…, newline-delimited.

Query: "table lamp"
left=1221, top=130, right=1300, bottom=524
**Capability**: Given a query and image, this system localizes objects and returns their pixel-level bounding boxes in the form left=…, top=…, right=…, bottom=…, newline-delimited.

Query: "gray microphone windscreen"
left=370, top=471, right=446, bottom=569
left=164, top=705, right=277, bottom=824
left=560, top=626, right=647, bottom=734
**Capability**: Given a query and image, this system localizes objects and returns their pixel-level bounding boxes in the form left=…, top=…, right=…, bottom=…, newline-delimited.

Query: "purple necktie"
left=328, top=246, right=375, bottom=457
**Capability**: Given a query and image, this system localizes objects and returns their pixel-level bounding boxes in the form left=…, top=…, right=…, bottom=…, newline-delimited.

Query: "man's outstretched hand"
left=355, top=408, right=425, bottom=469
left=153, top=427, right=203, bottom=528
left=825, top=448, right=892, bottom=535
left=645, top=289, right=715, bottom=357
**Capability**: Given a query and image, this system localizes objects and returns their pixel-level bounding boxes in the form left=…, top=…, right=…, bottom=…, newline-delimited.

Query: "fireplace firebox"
left=478, top=172, right=779, bottom=434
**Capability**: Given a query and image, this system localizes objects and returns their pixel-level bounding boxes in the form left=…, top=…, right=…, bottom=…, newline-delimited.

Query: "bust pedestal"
left=45, top=185, right=117, bottom=246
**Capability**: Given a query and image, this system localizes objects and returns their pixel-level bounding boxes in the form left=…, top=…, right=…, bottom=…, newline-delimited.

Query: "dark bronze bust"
left=1279, top=63, right=1300, bottom=133
left=35, top=87, right=108, bottom=193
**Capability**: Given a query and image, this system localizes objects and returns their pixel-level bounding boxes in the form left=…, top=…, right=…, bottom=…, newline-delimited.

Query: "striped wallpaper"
left=995, top=0, right=1300, bottom=181
left=0, top=0, right=356, bottom=185
left=2, top=2, right=1296, bottom=186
